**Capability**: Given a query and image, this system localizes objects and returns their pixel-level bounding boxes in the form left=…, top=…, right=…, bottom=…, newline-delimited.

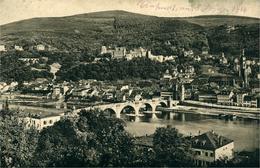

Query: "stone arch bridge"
left=74, top=98, right=179, bottom=121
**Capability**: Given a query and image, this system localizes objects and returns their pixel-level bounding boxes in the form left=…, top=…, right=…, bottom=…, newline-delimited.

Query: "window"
left=43, top=121, right=47, bottom=125
left=205, top=152, right=208, bottom=156
left=49, top=120, right=53, bottom=124
left=196, top=151, right=201, bottom=155
left=210, top=152, right=214, bottom=157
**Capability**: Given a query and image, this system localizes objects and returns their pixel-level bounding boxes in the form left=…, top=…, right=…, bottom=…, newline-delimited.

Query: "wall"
left=192, top=148, right=215, bottom=164
left=25, top=116, right=61, bottom=130
left=215, top=142, right=234, bottom=161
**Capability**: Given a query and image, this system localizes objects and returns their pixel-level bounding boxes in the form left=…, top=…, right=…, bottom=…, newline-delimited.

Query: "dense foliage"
left=0, top=109, right=39, bottom=167
left=153, top=127, right=194, bottom=167
left=0, top=53, right=53, bottom=83
left=33, top=110, right=135, bottom=167
left=57, top=57, right=174, bottom=81
left=207, top=24, right=259, bottom=57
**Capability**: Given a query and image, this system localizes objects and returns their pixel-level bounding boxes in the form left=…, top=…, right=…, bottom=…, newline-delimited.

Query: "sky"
left=0, top=0, right=259, bottom=25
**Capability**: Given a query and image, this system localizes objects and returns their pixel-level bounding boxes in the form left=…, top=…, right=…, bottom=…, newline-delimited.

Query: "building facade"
left=191, top=131, right=234, bottom=167
left=24, top=114, right=63, bottom=130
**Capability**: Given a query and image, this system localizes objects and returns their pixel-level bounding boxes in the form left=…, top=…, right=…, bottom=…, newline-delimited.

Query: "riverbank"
left=168, top=101, right=260, bottom=120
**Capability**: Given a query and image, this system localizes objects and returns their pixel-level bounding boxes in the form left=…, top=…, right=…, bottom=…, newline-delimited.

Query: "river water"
left=125, top=113, right=260, bottom=152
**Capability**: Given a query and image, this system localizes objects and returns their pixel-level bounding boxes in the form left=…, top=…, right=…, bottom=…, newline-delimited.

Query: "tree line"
left=1, top=108, right=259, bottom=167
left=57, top=57, right=175, bottom=81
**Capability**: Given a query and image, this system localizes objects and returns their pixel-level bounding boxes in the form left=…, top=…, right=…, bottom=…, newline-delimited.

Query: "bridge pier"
left=151, top=113, right=157, bottom=119
left=170, top=112, right=176, bottom=120
left=181, top=113, right=185, bottom=121
left=116, top=112, right=121, bottom=118
left=135, top=116, right=140, bottom=122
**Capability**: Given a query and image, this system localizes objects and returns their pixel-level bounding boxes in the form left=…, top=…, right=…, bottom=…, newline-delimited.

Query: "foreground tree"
left=32, top=110, right=136, bottom=167
left=153, top=127, right=194, bottom=167
left=0, top=109, right=39, bottom=167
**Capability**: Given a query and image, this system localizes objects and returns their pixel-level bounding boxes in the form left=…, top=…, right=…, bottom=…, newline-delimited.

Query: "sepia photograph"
left=0, top=0, right=259, bottom=167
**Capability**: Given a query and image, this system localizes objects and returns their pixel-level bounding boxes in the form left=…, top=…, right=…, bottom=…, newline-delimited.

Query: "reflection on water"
left=125, top=113, right=260, bottom=152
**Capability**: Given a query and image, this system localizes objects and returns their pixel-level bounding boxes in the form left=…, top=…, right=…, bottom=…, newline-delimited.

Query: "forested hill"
left=0, top=10, right=259, bottom=56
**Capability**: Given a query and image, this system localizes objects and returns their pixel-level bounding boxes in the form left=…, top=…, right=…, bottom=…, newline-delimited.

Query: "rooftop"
left=28, top=113, right=63, bottom=119
left=191, top=131, right=233, bottom=150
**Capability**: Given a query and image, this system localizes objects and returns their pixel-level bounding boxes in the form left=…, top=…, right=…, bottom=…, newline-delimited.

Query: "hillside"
left=0, top=10, right=259, bottom=56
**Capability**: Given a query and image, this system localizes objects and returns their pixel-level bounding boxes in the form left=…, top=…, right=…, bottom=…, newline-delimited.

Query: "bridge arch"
left=140, top=103, right=153, bottom=112
left=120, top=105, right=137, bottom=121
left=158, top=101, right=167, bottom=107
left=103, top=108, right=117, bottom=118
left=139, top=102, right=154, bottom=119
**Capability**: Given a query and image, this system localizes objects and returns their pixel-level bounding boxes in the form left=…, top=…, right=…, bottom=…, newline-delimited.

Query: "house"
left=0, top=45, right=6, bottom=51
left=243, top=95, right=258, bottom=108
left=72, top=88, right=89, bottom=97
left=36, top=44, right=45, bottom=51
left=194, top=55, right=201, bottom=62
left=201, top=47, right=209, bottom=55
left=191, top=131, right=234, bottom=167
left=208, top=76, right=235, bottom=87
left=14, top=45, right=24, bottom=51
left=234, top=93, right=247, bottom=106
left=184, top=50, right=194, bottom=57
left=220, top=52, right=228, bottom=64
left=18, top=58, right=40, bottom=64
left=217, top=91, right=234, bottom=106
left=196, top=91, right=217, bottom=103
left=24, top=113, right=64, bottom=130
left=161, top=69, right=173, bottom=80
left=52, top=87, right=61, bottom=99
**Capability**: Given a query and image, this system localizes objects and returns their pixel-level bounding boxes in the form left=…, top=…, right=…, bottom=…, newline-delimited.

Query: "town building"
left=191, top=131, right=234, bottom=167
left=0, top=45, right=7, bottom=51
left=234, top=93, right=247, bottom=106
left=196, top=91, right=217, bottom=103
left=194, top=55, right=201, bottom=62
left=36, top=44, right=45, bottom=51
left=148, top=54, right=164, bottom=62
left=52, top=87, right=61, bottom=99
left=201, top=47, right=209, bottom=55
left=14, top=45, right=24, bottom=51
left=129, top=47, right=147, bottom=58
left=237, top=49, right=252, bottom=87
left=242, top=95, right=258, bottom=108
left=113, top=47, right=126, bottom=59
left=217, top=91, right=234, bottom=106
left=219, top=52, right=228, bottom=64
left=184, top=50, right=194, bottom=57
left=208, top=76, right=243, bottom=87
left=18, top=58, right=40, bottom=64
left=24, top=113, right=63, bottom=130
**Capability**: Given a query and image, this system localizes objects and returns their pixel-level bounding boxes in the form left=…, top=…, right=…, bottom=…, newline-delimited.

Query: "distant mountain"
left=0, top=10, right=259, bottom=56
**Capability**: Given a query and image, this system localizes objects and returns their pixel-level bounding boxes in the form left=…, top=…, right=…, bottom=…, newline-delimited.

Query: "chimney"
left=219, top=136, right=223, bottom=146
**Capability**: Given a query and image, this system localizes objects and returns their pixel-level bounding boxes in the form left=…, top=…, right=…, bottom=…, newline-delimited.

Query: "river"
left=125, top=113, right=259, bottom=152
